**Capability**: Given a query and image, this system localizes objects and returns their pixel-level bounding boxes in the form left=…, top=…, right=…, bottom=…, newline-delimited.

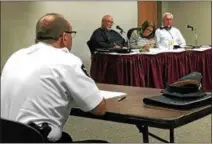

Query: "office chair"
left=0, top=118, right=45, bottom=143
left=127, top=28, right=141, bottom=39
left=87, top=40, right=96, bottom=56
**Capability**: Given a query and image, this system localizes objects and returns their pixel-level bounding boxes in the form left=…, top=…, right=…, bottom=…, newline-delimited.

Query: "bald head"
left=35, top=13, right=73, bottom=51
left=102, top=15, right=113, bottom=22
left=39, top=15, right=57, bottom=27
left=35, top=13, right=70, bottom=43
left=101, top=15, right=114, bottom=30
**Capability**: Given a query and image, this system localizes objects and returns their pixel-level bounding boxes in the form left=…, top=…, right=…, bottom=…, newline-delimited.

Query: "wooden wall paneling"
left=138, top=1, right=158, bottom=27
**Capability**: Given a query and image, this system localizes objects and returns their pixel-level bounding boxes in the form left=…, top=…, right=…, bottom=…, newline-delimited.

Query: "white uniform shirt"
left=155, top=27, right=186, bottom=49
left=1, top=42, right=104, bottom=141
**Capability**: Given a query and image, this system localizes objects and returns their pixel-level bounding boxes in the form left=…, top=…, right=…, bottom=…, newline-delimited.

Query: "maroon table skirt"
left=90, top=49, right=212, bottom=92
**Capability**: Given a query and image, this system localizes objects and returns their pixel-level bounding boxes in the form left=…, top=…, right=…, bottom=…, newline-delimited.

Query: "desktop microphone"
left=116, top=25, right=128, bottom=44
left=186, top=25, right=194, bottom=31
left=116, top=25, right=124, bottom=34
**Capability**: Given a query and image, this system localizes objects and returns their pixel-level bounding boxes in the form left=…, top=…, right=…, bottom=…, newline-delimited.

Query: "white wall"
left=161, top=1, right=211, bottom=45
left=1, top=1, right=137, bottom=71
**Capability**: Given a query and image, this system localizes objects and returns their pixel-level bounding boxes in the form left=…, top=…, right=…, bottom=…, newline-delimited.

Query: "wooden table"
left=70, top=83, right=212, bottom=143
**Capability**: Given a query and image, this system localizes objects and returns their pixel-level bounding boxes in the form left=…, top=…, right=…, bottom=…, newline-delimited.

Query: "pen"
left=118, top=96, right=126, bottom=102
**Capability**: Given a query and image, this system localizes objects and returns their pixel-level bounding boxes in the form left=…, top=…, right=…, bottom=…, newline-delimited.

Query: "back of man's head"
left=35, top=13, right=70, bottom=44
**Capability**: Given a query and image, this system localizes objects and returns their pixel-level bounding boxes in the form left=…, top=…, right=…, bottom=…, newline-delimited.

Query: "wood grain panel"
left=138, top=1, right=157, bottom=27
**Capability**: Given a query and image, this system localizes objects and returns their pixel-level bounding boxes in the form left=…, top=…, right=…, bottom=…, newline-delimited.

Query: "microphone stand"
left=193, top=28, right=199, bottom=48
left=115, top=24, right=128, bottom=45
left=189, top=27, right=200, bottom=48
left=118, top=30, right=131, bottom=52
left=119, top=30, right=128, bottom=46
left=115, top=24, right=129, bottom=50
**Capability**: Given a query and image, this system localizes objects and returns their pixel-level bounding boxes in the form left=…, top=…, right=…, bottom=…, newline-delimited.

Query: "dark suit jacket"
left=89, top=28, right=127, bottom=49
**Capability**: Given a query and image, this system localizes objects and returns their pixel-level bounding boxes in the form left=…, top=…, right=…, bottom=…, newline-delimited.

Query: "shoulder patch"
left=81, top=64, right=90, bottom=77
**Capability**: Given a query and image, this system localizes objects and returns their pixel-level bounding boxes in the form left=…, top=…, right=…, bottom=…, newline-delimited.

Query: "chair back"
left=87, top=40, right=96, bottom=55
left=0, top=118, right=45, bottom=143
left=127, top=28, right=141, bottom=39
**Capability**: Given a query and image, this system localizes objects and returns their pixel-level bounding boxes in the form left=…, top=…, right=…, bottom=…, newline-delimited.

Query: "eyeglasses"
left=64, top=31, right=77, bottom=38
left=105, top=20, right=114, bottom=24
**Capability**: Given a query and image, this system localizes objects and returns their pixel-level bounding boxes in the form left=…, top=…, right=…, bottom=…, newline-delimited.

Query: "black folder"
left=96, top=48, right=131, bottom=53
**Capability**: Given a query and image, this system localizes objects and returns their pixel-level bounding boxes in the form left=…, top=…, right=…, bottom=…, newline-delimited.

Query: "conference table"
left=70, top=83, right=212, bottom=143
left=90, top=47, right=212, bottom=92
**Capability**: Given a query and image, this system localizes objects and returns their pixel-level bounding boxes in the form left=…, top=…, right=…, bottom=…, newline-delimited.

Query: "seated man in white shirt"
left=1, top=13, right=106, bottom=143
left=155, top=12, right=186, bottom=49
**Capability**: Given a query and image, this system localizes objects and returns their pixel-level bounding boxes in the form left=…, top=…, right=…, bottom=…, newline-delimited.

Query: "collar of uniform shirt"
left=37, top=42, right=70, bottom=53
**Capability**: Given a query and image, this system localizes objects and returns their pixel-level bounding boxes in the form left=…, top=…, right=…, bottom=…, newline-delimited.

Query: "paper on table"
left=100, top=90, right=126, bottom=99
left=190, top=46, right=211, bottom=51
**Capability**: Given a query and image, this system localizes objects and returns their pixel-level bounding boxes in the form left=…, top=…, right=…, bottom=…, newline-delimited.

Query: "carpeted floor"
left=64, top=114, right=211, bottom=143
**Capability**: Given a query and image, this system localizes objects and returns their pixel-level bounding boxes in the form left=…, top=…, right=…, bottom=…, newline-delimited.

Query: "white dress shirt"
left=155, top=27, right=186, bottom=49
left=1, top=42, right=103, bottom=141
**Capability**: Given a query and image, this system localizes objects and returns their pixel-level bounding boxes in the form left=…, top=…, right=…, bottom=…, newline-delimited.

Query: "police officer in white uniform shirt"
left=1, top=13, right=106, bottom=143
left=155, top=12, right=186, bottom=49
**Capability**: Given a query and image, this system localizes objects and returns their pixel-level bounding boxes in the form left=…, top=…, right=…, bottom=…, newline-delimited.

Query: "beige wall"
left=161, top=1, right=211, bottom=45
left=161, top=1, right=169, bottom=16
left=1, top=1, right=137, bottom=71
left=1, top=1, right=212, bottom=71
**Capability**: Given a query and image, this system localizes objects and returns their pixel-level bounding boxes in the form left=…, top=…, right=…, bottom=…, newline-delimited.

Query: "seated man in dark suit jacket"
left=89, top=15, right=127, bottom=49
